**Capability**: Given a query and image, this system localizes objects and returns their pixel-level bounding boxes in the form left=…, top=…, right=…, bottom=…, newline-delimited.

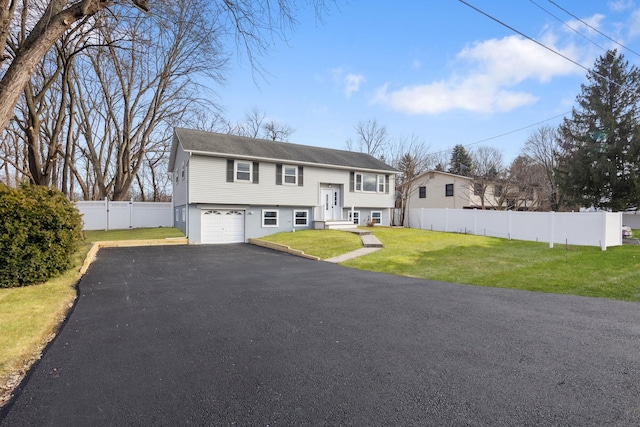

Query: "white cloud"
left=628, top=9, right=640, bottom=37
left=609, top=0, right=635, bottom=12
left=373, top=34, right=584, bottom=115
left=344, top=73, right=365, bottom=98
left=330, top=67, right=365, bottom=98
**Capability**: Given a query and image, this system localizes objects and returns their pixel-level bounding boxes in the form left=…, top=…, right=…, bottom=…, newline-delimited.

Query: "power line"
left=457, top=0, right=623, bottom=88
left=528, top=0, right=606, bottom=52
left=430, top=111, right=570, bottom=157
left=546, top=0, right=640, bottom=58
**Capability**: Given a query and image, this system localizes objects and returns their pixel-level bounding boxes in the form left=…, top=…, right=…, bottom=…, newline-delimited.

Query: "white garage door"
left=201, top=210, right=245, bottom=244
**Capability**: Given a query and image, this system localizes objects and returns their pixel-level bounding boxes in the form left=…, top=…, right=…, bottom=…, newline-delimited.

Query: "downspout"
left=186, top=152, right=191, bottom=242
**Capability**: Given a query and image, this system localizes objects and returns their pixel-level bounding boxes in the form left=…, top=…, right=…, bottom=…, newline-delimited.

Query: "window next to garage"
left=262, top=209, right=279, bottom=227
left=293, top=210, right=308, bottom=227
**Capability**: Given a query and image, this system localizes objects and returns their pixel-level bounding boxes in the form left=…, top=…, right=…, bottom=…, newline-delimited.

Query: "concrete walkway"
left=324, top=228, right=383, bottom=263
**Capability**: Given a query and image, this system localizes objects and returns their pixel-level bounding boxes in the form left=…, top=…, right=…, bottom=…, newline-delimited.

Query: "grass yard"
left=84, top=227, right=185, bottom=242
left=265, top=227, right=640, bottom=302
left=260, top=229, right=362, bottom=260
left=0, top=227, right=184, bottom=407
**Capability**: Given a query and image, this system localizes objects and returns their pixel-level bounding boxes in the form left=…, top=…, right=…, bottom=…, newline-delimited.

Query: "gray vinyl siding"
left=189, top=156, right=394, bottom=208
left=171, top=146, right=189, bottom=207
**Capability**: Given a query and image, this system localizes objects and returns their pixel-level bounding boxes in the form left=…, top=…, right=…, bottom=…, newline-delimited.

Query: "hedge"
left=0, top=183, right=83, bottom=288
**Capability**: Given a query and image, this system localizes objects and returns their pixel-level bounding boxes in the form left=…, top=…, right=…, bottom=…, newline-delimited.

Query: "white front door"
left=321, top=188, right=341, bottom=220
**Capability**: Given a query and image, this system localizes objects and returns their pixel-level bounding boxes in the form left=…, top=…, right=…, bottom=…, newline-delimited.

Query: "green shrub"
left=0, top=183, right=83, bottom=288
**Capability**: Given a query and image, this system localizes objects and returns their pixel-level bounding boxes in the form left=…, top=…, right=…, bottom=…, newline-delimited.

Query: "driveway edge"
left=80, top=238, right=189, bottom=275
left=248, top=238, right=321, bottom=261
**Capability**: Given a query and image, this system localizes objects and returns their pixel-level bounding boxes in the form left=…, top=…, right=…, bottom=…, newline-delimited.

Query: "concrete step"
left=361, top=234, right=383, bottom=248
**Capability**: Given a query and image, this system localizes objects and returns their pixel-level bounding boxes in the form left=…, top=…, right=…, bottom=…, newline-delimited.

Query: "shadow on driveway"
left=2, top=244, right=640, bottom=426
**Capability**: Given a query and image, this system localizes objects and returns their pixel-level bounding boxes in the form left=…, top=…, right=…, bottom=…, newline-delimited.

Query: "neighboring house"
left=169, top=128, right=398, bottom=244
left=407, top=170, right=474, bottom=210
left=407, top=170, right=540, bottom=211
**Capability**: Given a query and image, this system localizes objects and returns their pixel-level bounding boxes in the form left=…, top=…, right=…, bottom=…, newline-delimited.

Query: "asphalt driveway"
left=2, top=244, right=640, bottom=426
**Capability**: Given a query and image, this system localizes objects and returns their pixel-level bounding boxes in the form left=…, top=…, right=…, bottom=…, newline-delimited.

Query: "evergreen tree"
left=557, top=50, right=640, bottom=211
left=449, top=144, right=473, bottom=176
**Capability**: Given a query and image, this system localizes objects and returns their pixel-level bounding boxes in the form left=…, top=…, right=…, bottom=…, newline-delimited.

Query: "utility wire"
left=546, top=0, right=640, bottom=58
left=457, top=0, right=623, bottom=88
left=529, top=0, right=607, bottom=52
left=430, top=111, right=570, bottom=157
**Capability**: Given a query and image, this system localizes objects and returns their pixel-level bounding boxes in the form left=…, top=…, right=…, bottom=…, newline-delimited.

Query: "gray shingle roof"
left=173, top=128, right=398, bottom=173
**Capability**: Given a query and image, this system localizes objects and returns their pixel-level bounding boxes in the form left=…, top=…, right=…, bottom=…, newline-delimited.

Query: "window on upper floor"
left=235, top=161, right=252, bottom=182
left=284, top=165, right=297, bottom=185
left=354, top=172, right=386, bottom=193
left=419, top=186, right=426, bottom=198
left=445, top=183, right=454, bottom=197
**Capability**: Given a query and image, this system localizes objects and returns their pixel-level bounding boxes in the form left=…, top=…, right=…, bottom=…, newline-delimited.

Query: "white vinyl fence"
left=406, top=208, right=623, bottom=250
left=76, top=199, right=173, bottom=231
left=623, top=213, right=640, bottom=229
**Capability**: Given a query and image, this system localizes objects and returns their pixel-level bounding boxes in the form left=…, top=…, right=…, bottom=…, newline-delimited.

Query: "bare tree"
left=0, top=1, right=150, bottom=134
left=68, top=0, right=225, bottom=200
left=346, top=119, right=389, bottom=158
left=263, top=120, right=295, bottom=142
left=470, top=146, right=504, bottom=209
left=388, top=133, right=432, bottom=225
left=522, top=125, right=562, bottom=210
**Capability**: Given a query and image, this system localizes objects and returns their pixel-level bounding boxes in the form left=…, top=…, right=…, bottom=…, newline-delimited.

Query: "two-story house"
left=169, top=128, right=398, bottom=244
left=406, top=170, right=540, bottom=212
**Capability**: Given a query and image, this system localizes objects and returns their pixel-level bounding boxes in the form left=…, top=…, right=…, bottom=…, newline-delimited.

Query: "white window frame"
left=283, top=165, right=298, bottom=185
left=293, top=210, right=308, bottom=227
left=371, top=211, right=382, bottom=225
left=348, top=210, right=361, bottom=225
left=355, top=172, right=385, bottom=193
left=235, top=160, right=252, bottom=182
left=262, top=209, right=279, bottom=227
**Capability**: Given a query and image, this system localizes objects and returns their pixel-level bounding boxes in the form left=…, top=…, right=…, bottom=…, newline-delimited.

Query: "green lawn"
left=0, top=227, right=183, bottom=407
left=260, top=229, right=362, bottom=260
left=84, top=227, right=184, bottom=242
left=264, top=227, right=640, bottom=302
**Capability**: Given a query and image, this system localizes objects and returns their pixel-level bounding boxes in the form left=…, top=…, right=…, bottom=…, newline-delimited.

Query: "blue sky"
left=211, top=0, right=640, bottom=164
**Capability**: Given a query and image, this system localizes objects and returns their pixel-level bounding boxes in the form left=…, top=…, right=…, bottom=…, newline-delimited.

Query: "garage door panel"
left=201, top=210, right=245, bottom=244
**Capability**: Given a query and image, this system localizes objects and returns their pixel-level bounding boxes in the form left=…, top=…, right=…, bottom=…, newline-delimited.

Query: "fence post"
left=104, top=197, right=109, bottom=231
left=600, top=212, right=607, bottom=251
left=508, top=210, right=512, bottom=240
left=420, top=208, right=424, bottom=230
left=549, top=211, right=554, bottom=248
left=129, top=199, right=134, bottom=229
left=473, top=208, right=477, bottom=235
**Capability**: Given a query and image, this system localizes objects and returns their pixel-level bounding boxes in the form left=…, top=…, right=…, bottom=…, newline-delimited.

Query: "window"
left=419, top=186, right=426, bottom=198
left=355, top=173, right=385, bottom=193
left=262, top=209, right=279, bottom=227
left=445, top=183, right=454, bottom=197
left=284, top=165, right=297, bottom=185
left=474, top=183, right=482, bottom=196
left=348, top=210, right=361, bottom=225
left=181, top=208, right=186, bottom=222
left=494, top=185, right=504, bottom=197
left=370, top=211, right=382, bottom=225
left=235, top=161, right=252, bottom=182
left=293, top=210, right=308, bottom=227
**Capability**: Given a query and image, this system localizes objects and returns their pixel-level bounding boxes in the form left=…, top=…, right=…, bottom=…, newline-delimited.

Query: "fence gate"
left=75, top=199, right=173, bottom=231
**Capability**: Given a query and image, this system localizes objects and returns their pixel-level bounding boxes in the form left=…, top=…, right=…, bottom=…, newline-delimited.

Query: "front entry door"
left=321, top=188, right=341, bottom=220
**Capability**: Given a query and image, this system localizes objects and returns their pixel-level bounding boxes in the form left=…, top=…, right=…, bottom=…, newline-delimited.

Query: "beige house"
left=407, top=170, right=540, bottom=211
